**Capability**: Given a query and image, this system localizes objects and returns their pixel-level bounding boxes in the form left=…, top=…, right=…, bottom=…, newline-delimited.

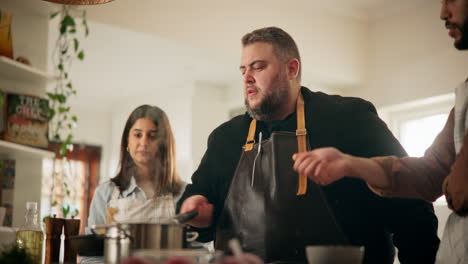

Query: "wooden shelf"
left=0, top=56, right=57, bottom=87
left=0, top=140, right=55, bottom=159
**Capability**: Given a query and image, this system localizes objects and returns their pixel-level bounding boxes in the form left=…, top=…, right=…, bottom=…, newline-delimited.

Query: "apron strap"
left=111, top=185, right=121, bottom=200
left=243, top=91, right=308, bottom=195
left=244, top=119, right=257, bottom=151
left=295, top=92, right=307, bottom=196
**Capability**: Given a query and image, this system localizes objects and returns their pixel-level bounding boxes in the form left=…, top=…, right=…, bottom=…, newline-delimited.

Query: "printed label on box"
left=4, top=93, right=49, bottom=148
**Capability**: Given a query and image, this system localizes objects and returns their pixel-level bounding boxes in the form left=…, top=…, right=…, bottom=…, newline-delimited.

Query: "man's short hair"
left=242, top=26, right=301, bottom=80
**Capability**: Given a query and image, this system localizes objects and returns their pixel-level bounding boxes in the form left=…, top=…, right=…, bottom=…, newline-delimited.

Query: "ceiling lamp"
left=42, top=0, right=114, bottom=5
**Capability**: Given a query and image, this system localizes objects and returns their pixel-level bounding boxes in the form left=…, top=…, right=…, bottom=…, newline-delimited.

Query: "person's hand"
left=179, top=195, right=214, bottom=228
left=293, top=147, right=351, bottom=186
left=217, top=253, right=264, bottom=264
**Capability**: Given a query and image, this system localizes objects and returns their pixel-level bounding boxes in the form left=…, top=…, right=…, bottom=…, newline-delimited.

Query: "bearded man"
left=178, top=27, right=439, bottom=264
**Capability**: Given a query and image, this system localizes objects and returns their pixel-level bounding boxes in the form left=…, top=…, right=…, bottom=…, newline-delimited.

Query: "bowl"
left=305, top=245, right=364, bottom=264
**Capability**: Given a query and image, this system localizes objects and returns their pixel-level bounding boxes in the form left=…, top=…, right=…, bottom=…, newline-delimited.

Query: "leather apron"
left=215, top=93, right=348, bottom=263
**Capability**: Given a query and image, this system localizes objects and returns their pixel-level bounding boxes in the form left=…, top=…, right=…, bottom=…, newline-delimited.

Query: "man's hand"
left=293, top=147, right=351, bottom=186
left=180, top=195, right=214, bottom=228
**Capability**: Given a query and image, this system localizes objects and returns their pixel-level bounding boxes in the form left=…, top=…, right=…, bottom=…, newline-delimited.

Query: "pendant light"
left=42, top=0, right=114, bottom=5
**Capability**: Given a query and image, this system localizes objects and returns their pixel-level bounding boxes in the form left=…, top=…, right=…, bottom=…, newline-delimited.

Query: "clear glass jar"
left=16, top=201, right=44, bottom=264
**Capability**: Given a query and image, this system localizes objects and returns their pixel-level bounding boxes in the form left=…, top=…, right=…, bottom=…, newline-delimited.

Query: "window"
left=399, top=114, right=449, bottom=157
left=378, top=93, right=454, bottom=205
left=41, top=143, right=101, bottom=234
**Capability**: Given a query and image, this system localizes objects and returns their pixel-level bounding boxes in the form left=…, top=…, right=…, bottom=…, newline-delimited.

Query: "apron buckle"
left=296, top=129, right=307, bottom=136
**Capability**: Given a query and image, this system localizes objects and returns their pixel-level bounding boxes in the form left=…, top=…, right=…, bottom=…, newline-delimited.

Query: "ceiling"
left=63, top=0, right=431, bottom=111
left=318, top=0, right=428, bottom=21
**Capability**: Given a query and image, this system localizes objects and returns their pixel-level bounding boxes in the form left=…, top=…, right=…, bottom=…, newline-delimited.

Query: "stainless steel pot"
left=127, top=222, right=198, bottom=249
left=104, top=224, right=132, bottom=264
left=93, top=211, right=199, bottom=264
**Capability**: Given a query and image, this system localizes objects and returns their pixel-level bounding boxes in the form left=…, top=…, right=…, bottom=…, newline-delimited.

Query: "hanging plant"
left=48, top=5, right=88, bottom=154
left=46, top=5, right=88, bottom=219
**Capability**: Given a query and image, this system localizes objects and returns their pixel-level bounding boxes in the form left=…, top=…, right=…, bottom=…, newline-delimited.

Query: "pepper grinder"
left=45, top=215, right=64, bottom=264
left=63, top=217, right=80, bottom=263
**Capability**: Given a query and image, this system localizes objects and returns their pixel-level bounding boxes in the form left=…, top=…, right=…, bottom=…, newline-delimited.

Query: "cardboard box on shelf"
left=4, top=93, right=50, bottom=148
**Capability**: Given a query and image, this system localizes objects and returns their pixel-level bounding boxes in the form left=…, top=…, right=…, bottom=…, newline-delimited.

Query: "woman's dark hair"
left=112, top=105, right=183, bottom=196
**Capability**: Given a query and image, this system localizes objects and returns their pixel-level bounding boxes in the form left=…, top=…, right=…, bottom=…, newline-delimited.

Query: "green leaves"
left=47, top=92, right=66, bottom=103
left=58, top=107, right=70, bottom=113
left=59, top=134, right=74, bottom=156
left=73, top=38, right=79, bottom=52
left=77, top=50, right=85, bottom=60
left=49, top=108, right=56, bottom=120
left=48, top=6, right=89, bottom=219
left=60, top=15, right=76, bottom=34
left=62, top=204, right=71, bottom=219
left=50, top=11, right=59, bottom=19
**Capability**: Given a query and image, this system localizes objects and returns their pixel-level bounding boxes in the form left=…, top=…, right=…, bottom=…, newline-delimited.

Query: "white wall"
left=70, top=106, right=112, bottom=183
left=105, top=93, right=194, bottom=182
left=350, top=1, right=468, bottom=108
left=191, top=81, right=232, bottom=171
left=47, top=21, right=232, bottom=182
left=86, top=0, right=370, bottom=91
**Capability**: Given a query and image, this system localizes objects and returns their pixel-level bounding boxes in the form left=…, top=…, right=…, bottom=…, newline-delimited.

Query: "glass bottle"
left=16, top=201, right=44, bottom=264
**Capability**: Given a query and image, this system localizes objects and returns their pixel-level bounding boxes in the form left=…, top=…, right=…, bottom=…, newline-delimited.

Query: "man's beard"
left=449, top=18, right=468, bottom=50
left=245, top=75, right=290, bottom=122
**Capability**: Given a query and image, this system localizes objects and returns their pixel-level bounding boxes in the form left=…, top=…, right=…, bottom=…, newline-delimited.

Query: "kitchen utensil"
left=64, top=218, right=80, bottom=262
left=44, top=216, right=64, bottom=264
left=172, top=210, right=198, bottom=224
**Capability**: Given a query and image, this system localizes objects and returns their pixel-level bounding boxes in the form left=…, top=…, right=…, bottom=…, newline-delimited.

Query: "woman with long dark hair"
left=87, top=105, right=185, bottom=226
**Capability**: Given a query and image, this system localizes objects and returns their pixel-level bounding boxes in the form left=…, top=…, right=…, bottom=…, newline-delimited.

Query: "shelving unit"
left=0, top=0, right=58, bottom=228
left=2, top=0, right=58, bottom=16
left=0, top=140, right=54, bottom=160
left=0, top=56, right=56, bottom=87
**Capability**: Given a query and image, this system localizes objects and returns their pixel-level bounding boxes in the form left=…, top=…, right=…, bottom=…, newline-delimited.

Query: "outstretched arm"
left=293, top=147, right=390, bottom=188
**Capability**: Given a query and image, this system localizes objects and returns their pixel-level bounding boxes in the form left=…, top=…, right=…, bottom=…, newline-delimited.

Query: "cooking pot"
left=92, top=210, right=199, bottom=264
left=69, top=233, right=104, bottom=256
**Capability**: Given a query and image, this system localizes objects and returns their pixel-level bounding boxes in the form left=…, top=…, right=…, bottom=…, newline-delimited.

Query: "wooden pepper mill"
left=45, top=215, right=64, bottom=264
left=64, top=217, right=81, bottom=263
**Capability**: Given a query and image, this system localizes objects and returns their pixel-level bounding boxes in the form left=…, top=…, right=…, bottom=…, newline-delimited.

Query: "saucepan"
left=305, top=245, right=364, bottom=264
left=92, top=210, right=199, bottom=263
left=70, top=210, right=199, bottom=259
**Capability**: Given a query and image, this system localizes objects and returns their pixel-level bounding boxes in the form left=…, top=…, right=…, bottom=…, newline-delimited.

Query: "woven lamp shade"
left=42, top=0, right=113, bottom=5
